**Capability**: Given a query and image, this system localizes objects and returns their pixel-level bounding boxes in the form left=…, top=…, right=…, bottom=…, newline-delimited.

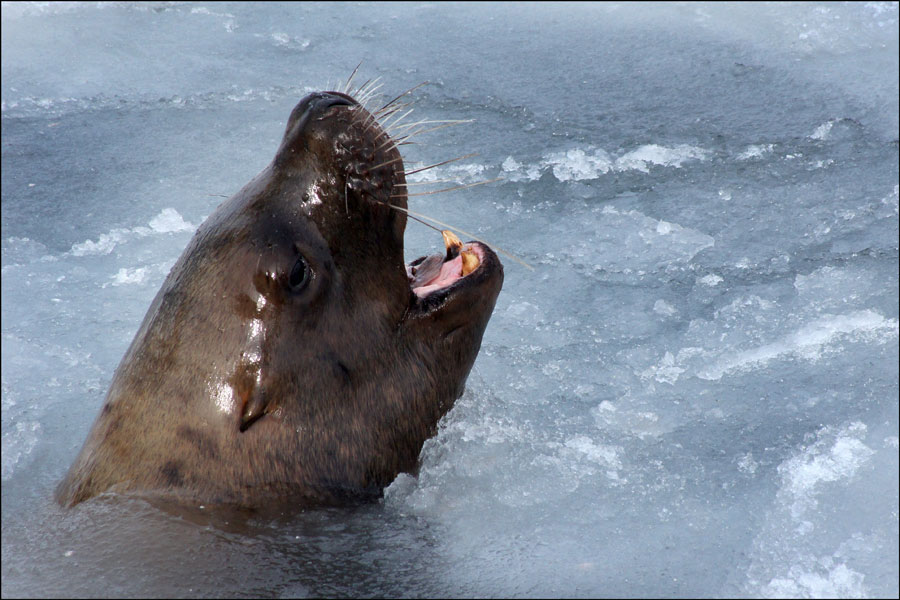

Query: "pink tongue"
left=412, top=254, right=463, bottom=298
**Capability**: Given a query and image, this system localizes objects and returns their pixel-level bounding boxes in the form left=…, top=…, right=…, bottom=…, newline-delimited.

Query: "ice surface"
left=2, top=2, right=897, bottom=598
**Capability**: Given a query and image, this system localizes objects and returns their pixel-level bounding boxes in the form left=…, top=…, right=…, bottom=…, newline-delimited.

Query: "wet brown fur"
left=56, top=88, right=503, bottom=508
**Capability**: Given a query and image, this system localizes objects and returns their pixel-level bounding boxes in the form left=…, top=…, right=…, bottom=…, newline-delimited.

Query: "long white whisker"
left=390, top=119, right=474, bottom=132
left=372, top=201, right=534, bottom=270
left=344, top=62, right=362, bottom=94
left=403, top=153, right=478, bottom=176
left=377, top=82, right=428, bottom=113
left=391, top=178, right=503, bottom=197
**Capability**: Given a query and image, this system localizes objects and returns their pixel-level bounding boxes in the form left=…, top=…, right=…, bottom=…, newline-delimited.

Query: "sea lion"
left=56, top=87, right=503, bottom=508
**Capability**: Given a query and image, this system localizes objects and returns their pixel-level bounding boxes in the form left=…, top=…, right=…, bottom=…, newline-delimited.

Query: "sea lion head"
left=56, top=87, right=503, bottom=507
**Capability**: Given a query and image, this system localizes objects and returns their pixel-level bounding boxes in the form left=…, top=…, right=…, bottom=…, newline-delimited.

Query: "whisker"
left=403, top=153, right=478, bottom=176
left=356, top=76, right=382, bottom=96
left=350, top=105, right=371, bottom=126
left=353, top=77, right=373, bottom=98
left=364, top=104, right=410, bottom=136
left=356, top=107, right=379, bottom=130
left=363, top=113, right=388, bottom=134
left=396, top=120, right=474, bottom=137
left=381, top=100, right=412, bottom=116
left=370, top=155, right=405, bottom=171
left=385, top=121, right=473, bottom=148
left=388, top=105, right=417, bottom=121
left=383, top=107, right=415, bottom=131
left=406, top=213, right=445, bottom=233
left=395, top=178, right=468, bottom=186
left=358, top=89, right=385, bottom=114
left=391, top=178, right=503, bottom=197
left=378, top=141, right=400, bottom=156
left=389, top=118, right=474, bottom=132
left=360, top=96, right=382, bottom=114
left=370, top=200, right=534, bottom=270
left=378, top=117, right=428, bottom=151
left=357, top=81, right=384, bottom=104
left=374, top=104, right=410, bottom=127
left=376, top=82, right=428, bottom=113
left=344, top=61, right=362, bottom=94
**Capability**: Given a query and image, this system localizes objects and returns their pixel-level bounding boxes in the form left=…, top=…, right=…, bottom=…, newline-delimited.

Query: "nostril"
left=288, top=92, right=355, bottom=126
left=322, top=91, right=356, bottom=107
left=312, top=92, right=355, bottom=111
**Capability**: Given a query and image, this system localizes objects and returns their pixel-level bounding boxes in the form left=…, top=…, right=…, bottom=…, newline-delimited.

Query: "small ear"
left=230, top=362, right=273, bottom=432
left=240, top=387, right=271, bottom=432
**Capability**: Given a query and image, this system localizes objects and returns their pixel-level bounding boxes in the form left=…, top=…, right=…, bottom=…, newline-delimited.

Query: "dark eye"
left=288, top=256, right=311, bottom=292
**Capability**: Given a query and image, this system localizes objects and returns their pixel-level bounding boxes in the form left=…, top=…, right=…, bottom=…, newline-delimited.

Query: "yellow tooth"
left=460, top=249, right=479, bottom=276
left=442, top=230, right=463, bottom=254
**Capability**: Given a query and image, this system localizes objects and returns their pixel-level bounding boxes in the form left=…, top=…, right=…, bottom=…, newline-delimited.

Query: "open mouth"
left=406, top=230, right=484, bottom=300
